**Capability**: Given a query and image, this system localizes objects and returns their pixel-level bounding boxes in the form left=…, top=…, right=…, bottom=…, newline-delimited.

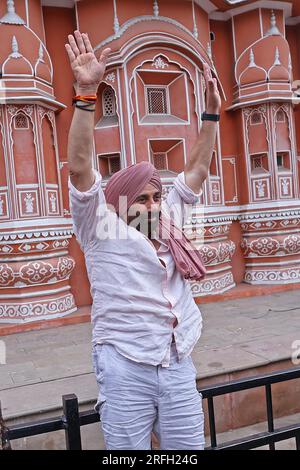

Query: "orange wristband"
left=72, top=95, right=97, bottom=104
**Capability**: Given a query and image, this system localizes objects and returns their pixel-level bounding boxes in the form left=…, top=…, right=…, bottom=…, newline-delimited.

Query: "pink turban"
left=105, top=162, right=206, bottom=281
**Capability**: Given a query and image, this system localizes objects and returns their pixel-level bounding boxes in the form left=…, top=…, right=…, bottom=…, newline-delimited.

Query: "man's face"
left=124, top=183, right=162, bottom=238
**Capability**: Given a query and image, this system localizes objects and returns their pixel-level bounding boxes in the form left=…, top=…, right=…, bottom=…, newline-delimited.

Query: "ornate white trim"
left=152, top=56, right=168, bottom=69
left=104, top=72, right=116, bottom=83
left=239, top=208, right=300, bottom=222
left=0, top=256, right=75, bottom=287
left=191, top=272, right=235, bottom=296
left=0, top=293, right=76, bottom=322
left=241, top=234, right=300, bottom=257
left=0, top=228, right=73, bottom=242
left=245, top=267, right=300, bottom=284
left=200, top=240, right=236, bottom=265
left=94, top=15, right=206, bottom=50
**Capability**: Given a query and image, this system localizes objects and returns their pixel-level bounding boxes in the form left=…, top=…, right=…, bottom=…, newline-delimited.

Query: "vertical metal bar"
left=265, top=384, right=275, bottom=450
left=295, top=433, right=300, bottom=451
left=0, top=401, right=11, bottom=450
left=62, top=394, right=82, bottom=450
left=207, top=396, right=217, bottom=448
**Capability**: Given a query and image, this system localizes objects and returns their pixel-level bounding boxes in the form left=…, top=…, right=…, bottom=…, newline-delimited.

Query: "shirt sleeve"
left=162, top=171, right=202, bottom=229
left=68, top=169, right=107, bottom=248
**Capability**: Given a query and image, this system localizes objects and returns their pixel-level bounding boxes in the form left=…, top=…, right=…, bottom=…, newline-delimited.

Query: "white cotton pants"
left=92, top=342, right=205, bottom=450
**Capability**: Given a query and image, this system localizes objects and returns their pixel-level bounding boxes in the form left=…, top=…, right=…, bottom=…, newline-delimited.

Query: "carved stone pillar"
left=240, top=209, right=300, bottom=284
left=0, top=103, right=76, bottom=323
left=189, top=214, right=236, bottom=296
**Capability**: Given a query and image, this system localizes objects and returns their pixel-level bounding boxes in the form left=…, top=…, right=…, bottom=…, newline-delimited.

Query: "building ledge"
left=0, top=95, right=66, bottom=112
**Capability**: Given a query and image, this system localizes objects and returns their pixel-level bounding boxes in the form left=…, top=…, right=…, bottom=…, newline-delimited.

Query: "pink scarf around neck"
left=105, top=161, right=206, bottom=282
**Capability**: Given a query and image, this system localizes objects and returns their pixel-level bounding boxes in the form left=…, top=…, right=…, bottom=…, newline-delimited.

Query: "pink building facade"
left=0, top=0, right=299, bottom=326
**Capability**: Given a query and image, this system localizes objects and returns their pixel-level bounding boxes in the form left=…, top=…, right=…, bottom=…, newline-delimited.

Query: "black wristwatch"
left=201, top=112, right=220, bottom=122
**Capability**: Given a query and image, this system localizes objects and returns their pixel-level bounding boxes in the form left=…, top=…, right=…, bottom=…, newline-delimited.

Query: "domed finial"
left=39, top=43, right=45, bottom=62
left=207, top=42, right=212, bottom=59
left=0, top=0, right=25, bottom=25
left=273, top=47, right=281, bottom=66
left=249, top=49, right=256, bottom=67
left=192, top=1, right=198, bottom=39
left=153, top=0, right=159, bottom=17
left=10, top=36, right=22, bottom=59
left=266, top=10, right=281, bottom=36
left=288, top=54, right=292, bottom=73
left=113, top=0, right=119, bottom=34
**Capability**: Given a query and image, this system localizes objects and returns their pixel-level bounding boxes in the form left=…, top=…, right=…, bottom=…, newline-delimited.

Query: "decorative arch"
left=129, top=51, right=199, bottom=123
left=10, top=109, right=38, bottom=186
left=95, top=83, right=119, bottom=127
left=94, top=25, right=225, bottom=98
left=94, top=14, right=209, bottom=59
left=41, top=114, right=59, bottom=186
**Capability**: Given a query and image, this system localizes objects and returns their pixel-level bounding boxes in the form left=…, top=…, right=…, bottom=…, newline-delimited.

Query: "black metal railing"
left=1, top=367, right=300, bottom=450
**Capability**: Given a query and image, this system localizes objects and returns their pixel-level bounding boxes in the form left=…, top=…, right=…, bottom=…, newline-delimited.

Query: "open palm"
left=203, top=63, right=221, bottom=114
left=72, top=52, right=106, bottom=87
left=65, top=30, right=111, bottom=91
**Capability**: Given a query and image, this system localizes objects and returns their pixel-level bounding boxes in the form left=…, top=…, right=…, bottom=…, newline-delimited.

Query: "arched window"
left=102, top=87, right=116, bottom=116
left=250, top=112, right=262, bottom=125
left=14, top=113, right=29, bottom=130
left=276, top=109, right=286, bottom=123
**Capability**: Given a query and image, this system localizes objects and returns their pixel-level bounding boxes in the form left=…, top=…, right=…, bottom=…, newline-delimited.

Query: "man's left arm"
left=184, top=64, right=221, bottom=194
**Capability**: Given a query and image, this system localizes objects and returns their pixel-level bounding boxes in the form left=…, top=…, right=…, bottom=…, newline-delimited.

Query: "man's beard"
left=127, top=211, right=160, bottom=238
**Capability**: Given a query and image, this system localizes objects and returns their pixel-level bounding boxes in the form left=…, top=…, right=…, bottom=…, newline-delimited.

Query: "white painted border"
left=18, top=189, right=40, bottom=217
left=46, top=188, right=60, bottom=216
left=0, top=285, right=70, bottom=300
left=223, top=157, right=238, bottom=203
left=0, top=192, right=9, bottom=219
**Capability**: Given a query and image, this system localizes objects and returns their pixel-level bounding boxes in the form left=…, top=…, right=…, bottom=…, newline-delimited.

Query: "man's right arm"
left=68, top=89, right=97, bottom=192
left=65, top=30, right=111, bottom=192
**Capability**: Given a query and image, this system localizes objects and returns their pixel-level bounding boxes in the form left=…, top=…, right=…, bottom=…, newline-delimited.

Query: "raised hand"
left=65, top=30, right=111, bottom=94
left=203, top=63, right=221, bottom=114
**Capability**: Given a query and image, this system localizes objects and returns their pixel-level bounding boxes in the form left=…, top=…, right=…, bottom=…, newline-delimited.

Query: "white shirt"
left=68, top=170, right=203, bottom=367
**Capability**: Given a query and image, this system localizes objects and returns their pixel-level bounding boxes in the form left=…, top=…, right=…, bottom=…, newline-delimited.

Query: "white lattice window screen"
left=250, top=112, right=262, bottom=125
left=108, top=156, right=121, bottom=174
left=103, top=87, right=116, bottom=116
left=253, top=156, right=263, bottom=169
left=147, top=87, right=168, bottom=114
left=276, top=110, right=286, bottom=123
left=14, top=113, right=29, bottom=129
left=153, top=153, right=167, bottom=170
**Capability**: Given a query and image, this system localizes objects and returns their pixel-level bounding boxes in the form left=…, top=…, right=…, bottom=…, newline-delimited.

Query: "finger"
left=74, top=30, right=86, bottom=54
left=68, top=34, right=80, bottom=57
left=65, top=43, right=76, bottom=63
left=213, top=78, right=219, bottom=92
left=206, top=68, right=213, bottom=82
left=82, top=32, right=93, bottom=53
left=204, top=63, right=212, bottom=80
left=99, top=47, right=111, bottom=65
left=203, top=63, right=210, bottom=75
left=208, top=77, right=215, bottom=88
